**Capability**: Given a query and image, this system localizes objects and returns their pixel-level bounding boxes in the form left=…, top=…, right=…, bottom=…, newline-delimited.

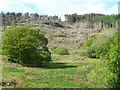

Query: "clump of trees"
left=2, top=26, right=51, bottom=66
left=65, top=13, right=118, bottom=29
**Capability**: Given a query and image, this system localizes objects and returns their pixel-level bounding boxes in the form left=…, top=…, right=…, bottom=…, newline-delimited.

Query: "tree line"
left=0, top=12, right=60, bottom=26
left=0, top=12, right=118, bottom=29
left=65, top=13, right=118, bottom=28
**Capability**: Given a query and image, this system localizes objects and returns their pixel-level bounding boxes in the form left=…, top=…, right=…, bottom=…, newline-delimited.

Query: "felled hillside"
left=33, top=22, right=117, bottom=54
left=1, top=12, right=118, bottom=54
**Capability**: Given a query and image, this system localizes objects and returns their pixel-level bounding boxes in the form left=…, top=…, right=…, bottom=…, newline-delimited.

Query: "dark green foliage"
left=65, top=13, right=78, bottom=23
left=79, top=50, right=87, bottom=56
left=84, top=29, right=116, bottom=59
left=51, top=46, right=69, bottom=55
left=53, top=22, right=64, bottom=28
left=107, top=31, right=120, bottom=88
left=86, top=46, right=96, bottom=58
left=84, top=37, right=97, bottom=48
left=95, top=44, right=110, bottom=59
left=43, top=22, right=64, bottom=28
left=84, top=31, right=120, bottom=88
left=65, top=13, right=117, bottom=29
left=84, top=35, right=107, bottom=58
left=2, top=26, right=51, bottom=66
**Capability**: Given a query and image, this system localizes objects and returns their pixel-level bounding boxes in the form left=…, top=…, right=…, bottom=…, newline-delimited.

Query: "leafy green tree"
left=85, top=31, right=120, bottom=88
left=2, top=26, right=51, bottom=66
left=107, top=31, right=120, bottom=88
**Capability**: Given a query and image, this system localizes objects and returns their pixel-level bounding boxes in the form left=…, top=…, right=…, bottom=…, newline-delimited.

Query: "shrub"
left=84, top=37, right=97, bottom=48
left=83, top=29, right=119, bottom=87
left=95, top=42, right=110, bottom=59
left=51, top=46, right=69, bottom=55
left=107, top=31, right=120, bottom=88
left=87, top=31, right=120, bottom=88
left=84, top=31, right=115, bottom=59
left=79, top=50, right=87, bottom=56
left=86, top=46, right=97, bottom=58
left=2, top=26, right=51, bottom=66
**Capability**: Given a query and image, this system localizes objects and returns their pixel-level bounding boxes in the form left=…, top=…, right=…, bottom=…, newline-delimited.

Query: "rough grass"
left=2, top=54, right=108, bottom=88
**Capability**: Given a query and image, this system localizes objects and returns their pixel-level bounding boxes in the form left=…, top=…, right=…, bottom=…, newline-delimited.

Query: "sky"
left=0, top=0, right=119, bottom=20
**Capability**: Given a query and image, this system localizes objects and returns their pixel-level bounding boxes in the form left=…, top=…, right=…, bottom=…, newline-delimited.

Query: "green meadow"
left=2, top=54, right=108, bottom=88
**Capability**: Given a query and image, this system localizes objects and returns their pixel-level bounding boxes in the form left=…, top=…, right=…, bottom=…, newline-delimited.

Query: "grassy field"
left=2, top=54, right=108, bottom=88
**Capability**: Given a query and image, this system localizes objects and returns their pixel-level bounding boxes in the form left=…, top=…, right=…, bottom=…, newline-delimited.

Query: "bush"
left=51, top=46, right=69, bottom=55
left=86, top=46, right=97, bottom=58
left=79, top=50, right=87, bottom=56
left=83, top=29, right=119, bottom=87
left=84, top=31, right=115, bottom=59
left=84, top=37, right=97, bottom=48
left=86, top=31, right=120, bottom=88
left=2, top=26, right=51, bottom=66
left=107, top=31, right=120, bottom=88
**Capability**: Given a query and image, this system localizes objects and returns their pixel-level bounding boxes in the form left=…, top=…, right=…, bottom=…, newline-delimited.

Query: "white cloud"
left=0, top=0, right=36, bottom=13
left=66, top=0, right=118, bottom=15
left=106, top=5, right=118, bottom=14
left=0, top=0, right=119, bottom=16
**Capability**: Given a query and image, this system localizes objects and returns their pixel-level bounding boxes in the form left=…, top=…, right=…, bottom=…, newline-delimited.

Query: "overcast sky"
left=0, top=0, right=119, bottom=20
